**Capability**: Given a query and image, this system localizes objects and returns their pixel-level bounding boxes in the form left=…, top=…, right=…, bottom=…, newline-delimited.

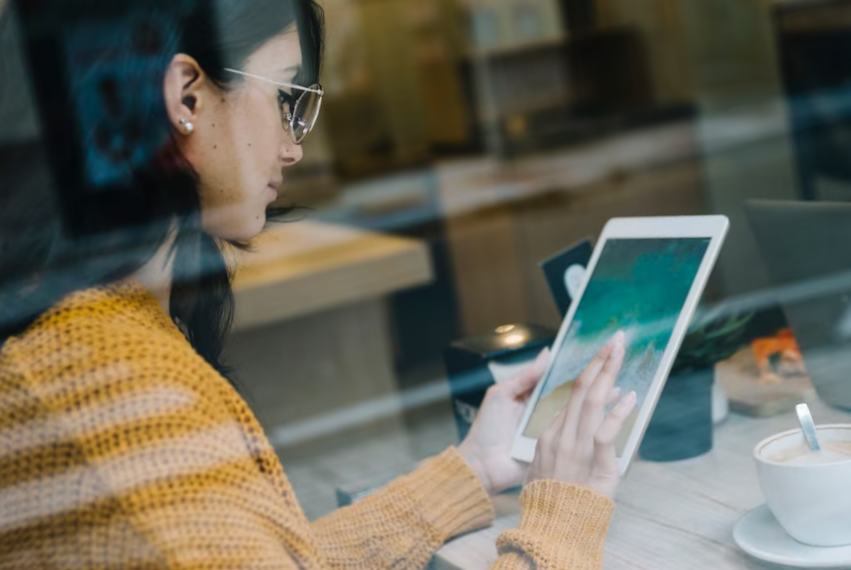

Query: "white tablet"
left=511, top=215, right=729, bottom=475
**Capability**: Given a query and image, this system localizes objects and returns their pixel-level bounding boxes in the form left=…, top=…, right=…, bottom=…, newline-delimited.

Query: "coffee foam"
left=764, top=440, right=851, bottom=466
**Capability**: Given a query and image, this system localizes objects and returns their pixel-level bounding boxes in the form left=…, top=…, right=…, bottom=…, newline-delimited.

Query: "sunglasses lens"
left=291, top=85, right=322, bottom=143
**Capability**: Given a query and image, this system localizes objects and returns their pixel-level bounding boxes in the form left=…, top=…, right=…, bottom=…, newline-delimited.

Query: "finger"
left=560, top=331, right=625, bottom=442
left=593, top=391, right=637, bottom=475
left=605, top=387, right=621, bottom=407
left=575, top=333, right=621, bottom=395
left=504, top=347, right=550, bottom=398
left=553, top=333, right=621, bottom=439
left=577, top=337, right=626, bottom=441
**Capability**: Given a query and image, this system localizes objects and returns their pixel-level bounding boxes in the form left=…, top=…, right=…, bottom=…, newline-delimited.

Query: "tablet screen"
left=523, top=237, right=711, bottom=454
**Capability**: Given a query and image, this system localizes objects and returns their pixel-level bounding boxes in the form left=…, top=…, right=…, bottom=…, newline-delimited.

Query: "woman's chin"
left=238, top=215, right=267, bottom=242
left=203, top=213, right=266, bottom=243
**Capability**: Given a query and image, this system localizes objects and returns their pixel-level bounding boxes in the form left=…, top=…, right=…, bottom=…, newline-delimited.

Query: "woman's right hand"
left=526, top=331, right=638, bottom=498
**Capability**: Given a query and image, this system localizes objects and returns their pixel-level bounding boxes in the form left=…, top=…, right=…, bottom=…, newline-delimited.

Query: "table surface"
left=434, top=397, right=851, bottom=570
left=230, top=220, right=432, bottom=329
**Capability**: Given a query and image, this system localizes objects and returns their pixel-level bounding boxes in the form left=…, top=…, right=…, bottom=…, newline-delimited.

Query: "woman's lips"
left=265, top=183, right=279, bottom=202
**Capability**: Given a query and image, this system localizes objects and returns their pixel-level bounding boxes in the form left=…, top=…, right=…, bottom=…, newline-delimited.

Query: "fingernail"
left=614, top=331, right=625, bottom=346
left=616, top=391, right=634, bottom=408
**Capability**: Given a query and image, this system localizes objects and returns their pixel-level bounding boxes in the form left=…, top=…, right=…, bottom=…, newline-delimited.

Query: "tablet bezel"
left=510, top=215, right=729, bottom=476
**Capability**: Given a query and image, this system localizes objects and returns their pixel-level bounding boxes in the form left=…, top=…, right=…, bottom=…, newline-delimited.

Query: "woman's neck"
left=133, top=230, right=177, bottom=314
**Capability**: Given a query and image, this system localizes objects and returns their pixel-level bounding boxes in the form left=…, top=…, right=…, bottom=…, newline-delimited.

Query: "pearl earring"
left=179, top=117, right=194, bottom=134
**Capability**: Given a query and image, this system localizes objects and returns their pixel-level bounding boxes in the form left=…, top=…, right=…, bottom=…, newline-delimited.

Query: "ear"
left=163, top=54, right=208, bottom=135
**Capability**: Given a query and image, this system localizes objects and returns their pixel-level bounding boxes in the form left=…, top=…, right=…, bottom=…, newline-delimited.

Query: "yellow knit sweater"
left=0, top=282, right=614, bottom=569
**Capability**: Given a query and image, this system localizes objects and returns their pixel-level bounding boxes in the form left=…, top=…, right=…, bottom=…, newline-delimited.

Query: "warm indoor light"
left=503, top=333, right=525, bottom=346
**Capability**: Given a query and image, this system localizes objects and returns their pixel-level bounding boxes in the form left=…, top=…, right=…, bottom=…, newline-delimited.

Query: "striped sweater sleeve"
left=311, top=447, right=495, bottom=569
left=0, top=284, right=613, bottom=570
left=492, top=481, right=614, bottom=570
left=311, top=452, right=614, bottom=570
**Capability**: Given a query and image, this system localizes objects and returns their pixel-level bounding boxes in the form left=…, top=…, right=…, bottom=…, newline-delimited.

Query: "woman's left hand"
left=458, top=348, right=550, bottom=494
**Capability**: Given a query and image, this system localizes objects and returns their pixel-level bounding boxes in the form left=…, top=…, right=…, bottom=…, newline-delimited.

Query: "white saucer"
left=733, top=504, right=851, bottom=568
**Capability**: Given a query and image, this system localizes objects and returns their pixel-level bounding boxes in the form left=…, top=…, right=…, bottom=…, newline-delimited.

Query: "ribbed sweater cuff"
left=405, top=447, right=495, bottom=540
left=518, top=480, right=614, bottom=550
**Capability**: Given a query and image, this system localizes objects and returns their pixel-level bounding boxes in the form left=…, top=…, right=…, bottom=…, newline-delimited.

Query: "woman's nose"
left=280, top=137, right=303, bottom=166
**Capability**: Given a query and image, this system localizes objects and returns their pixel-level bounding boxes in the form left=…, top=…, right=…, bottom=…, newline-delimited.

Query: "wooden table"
left=224, top=221, right=432, bottom=454
left=434, top=398, right=851, bottom=570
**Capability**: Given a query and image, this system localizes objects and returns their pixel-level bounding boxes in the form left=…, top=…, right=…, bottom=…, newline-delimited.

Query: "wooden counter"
left=225, top=220, right=433, bottom=454
left=435, top=122, right=706, bottom=336
left=231, top=220, right=432, bottom=330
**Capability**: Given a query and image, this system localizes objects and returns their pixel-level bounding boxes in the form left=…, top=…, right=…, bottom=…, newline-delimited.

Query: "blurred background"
left=3, top=0, right=851, bottom=520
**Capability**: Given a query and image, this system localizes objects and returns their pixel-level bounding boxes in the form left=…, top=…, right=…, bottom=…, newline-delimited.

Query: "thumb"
left=505, top=347, right=550, bottom=398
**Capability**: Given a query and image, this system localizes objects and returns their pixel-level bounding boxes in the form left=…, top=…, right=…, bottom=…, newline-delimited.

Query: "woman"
left=0, top=0, right=637, bottom=568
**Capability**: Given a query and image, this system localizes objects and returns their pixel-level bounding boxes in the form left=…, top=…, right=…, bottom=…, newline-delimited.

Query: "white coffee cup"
left=754, top=424, right=851, bottom=547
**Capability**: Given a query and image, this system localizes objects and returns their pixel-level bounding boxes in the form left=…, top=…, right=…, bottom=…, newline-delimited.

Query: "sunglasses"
left=224, top=68, right=323, bottom=145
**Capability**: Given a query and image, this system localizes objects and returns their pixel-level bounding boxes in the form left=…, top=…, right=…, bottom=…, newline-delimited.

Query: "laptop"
left=746, top=199, right=851, bottom=410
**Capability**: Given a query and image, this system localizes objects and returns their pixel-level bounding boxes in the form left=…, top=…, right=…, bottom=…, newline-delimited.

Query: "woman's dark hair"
left=0, top=0, right=324, bottom=380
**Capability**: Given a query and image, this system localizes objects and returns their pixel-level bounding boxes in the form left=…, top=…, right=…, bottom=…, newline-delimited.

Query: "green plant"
left=671, top=309, right=754, bottom=376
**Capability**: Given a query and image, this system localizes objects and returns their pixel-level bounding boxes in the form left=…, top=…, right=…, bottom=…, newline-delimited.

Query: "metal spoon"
left=796, top=403, right=821, bottom=452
